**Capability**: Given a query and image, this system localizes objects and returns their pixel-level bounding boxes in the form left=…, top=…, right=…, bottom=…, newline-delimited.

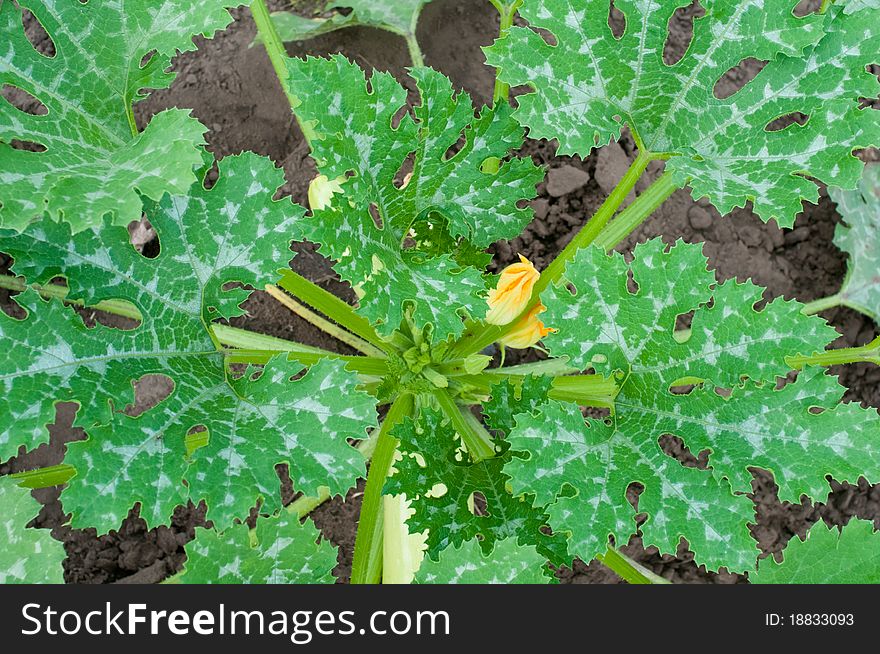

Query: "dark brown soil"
left=2, top=0, right=878, bottom=584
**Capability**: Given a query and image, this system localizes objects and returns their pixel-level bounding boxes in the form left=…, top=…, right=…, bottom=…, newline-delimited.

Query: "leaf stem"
left=598, top=547, right=671, bottom=584
left=594, top=171, right=679, bottom=251
left=786, top=336, right=880, bottom=369
left=212, top=324, right=389, bottom=375
left=276, top=270, right=392, bottom=355
left=434, top=389, right=497, bottom=461
left=405, top=34, right=425, bottom=67
left=351, top=393, right=414, bottom=584
left=0, top=275, right=143, bottom=321
left=489, top=0, right=522, bottom=106
left=265, top=284, right=386, bottom=357
left=801, top=293, right=842, bottom=316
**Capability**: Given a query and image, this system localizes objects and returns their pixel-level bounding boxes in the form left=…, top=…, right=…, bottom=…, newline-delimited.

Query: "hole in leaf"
left=531, top=26, right=557, bottom=47
left=9, top=139, right=47, bottom=152
left=714, top=386, right=732, bottom=398
left=1, top=84, right=48, bottom=116
left=139, top=48, right=157, bottom=69
left=714, top=58, right=768, bottom=100
left=668, top=382, right=698, bottom=395
left=469, top=491, right=488, bottom=517
left=625, top=268, right=639, bottom=294
left=793, top=0, right=818, bottom=17
left=443, top=128, right=468, bottom=161
left=185, top=424, right=209, bottom=457
left=289, top=367, right=308, bottom=382
left=809, top=406, right=825, bottom=415
left=658, top=433, right=709, bottom=470
left=391, top=102, right=410, bottom=130
left=663, top=1, right=705, bottom=66
left=394, top=151, right=416, bottom=189
left=608, top=1, right=626, bottom=39
left=128, top=215, right=160, bottom=259
left=368, top=203, right=383, bottom=230
left=20, top=7, right=56, bottom=57
left=580, top=405, right=611, bottom=422
left=765, top=112, right=809, bottom=132
left=426, top=482, right=448, bottom=498
left=125, top=374, right=175, bottom=418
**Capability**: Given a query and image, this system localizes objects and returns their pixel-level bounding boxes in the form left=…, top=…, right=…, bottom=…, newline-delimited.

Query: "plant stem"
left=212, top=324, right=389, bottom=375
left=786, top=336, right=880, bottom=369
left=489, top=0, right=522, bottom=106
left=265, top=284, right=386, bottom=357
left=250, top=0, right=317, bottom=142
left=598, top=547, right=671, bottom=584
left=0, top=275, right=143, bottom=321
left=801, top=293, right=842, bottom=315
left=350, top=393, right=414, bottom=584
left=594, top=171, right=679, bottom=251
left=435, top=389, right=497, bottom=461
left=277, top=270, right=392, bottom=355
left=11, top=464, right=76, bottom=489
left=404, top=33, right=425, bottom=67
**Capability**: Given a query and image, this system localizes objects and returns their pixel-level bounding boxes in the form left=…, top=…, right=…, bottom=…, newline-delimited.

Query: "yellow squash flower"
left=307, top=174, right=344, bottom=211
left=498, top=302, right=555, bottom=350
left=485, top=254, right=540, bottom=325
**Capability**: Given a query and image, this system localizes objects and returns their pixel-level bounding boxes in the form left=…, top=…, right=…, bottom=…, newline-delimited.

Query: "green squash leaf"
left=414, top=537, right=552, bottom=584
left=0, top=0, right=242, bottom=232
left=483, top=375, right=553, bottom=435
left=182, top=512, right=337, bottom=584
left=828, top=163, right=880, bottom=322
left=0, top=479, right=65, bottom=583
left=504, top=239, right=880, bottom=572
left=270, top=1, right=431, bottom=41
left=386, top=409, right=568, bottom=564
left=0, top=152, right=376, bottom=532
left=285, top=55, right=542, bottom=337
left=486, top=0, right=879, bottom=227
left=752, top=519, right=880, bottom=583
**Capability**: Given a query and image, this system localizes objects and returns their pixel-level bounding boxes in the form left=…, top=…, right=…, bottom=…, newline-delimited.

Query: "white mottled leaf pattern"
left=505, top=239, right=880, bottom=571
left=285, top=55, right=541, bottom=336
left=415, top=538, right=552, bottom=584
left=0, top=0, right=242, bottom=232
left=828, top=163, right=880, bottom=321
left=486, top=1, right=880, bottom=227
left=0, top=153, right=376, bottom=532
left=0, top=479, right=65, bottom=583
left=183, top=512, right=337, bottom=584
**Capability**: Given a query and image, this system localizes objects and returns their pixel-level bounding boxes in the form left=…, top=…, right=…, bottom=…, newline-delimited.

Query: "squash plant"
left=1, top=0, right=879, bottom=585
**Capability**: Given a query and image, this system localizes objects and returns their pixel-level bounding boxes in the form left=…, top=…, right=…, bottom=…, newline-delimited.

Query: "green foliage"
left=0, top=0, right=242, bottom=232
left=503, top=239, right=880, bottom=572
left=828, top=164, right=880, bottom=321
left=386, top=409, right=568, bottom=564
left=0, top=153, right=376, bottom=532
left=752, top=519, right=880, bottom=583
left=0, top=479, right=65, bottom=583
left=486, top=0, right=879, bottom=227
left=414, top=537, right=553, bottom=584
left=183, top=512, right=337, bottom=584
left=483, top=375, right=553, bottom=435
left=270, top=1, right=431, bottom=40
left=285, top=55, right=542, bottom=337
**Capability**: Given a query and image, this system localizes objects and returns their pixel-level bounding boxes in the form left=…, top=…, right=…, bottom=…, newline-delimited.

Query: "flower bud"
left=498, top=302, right=555, bottom=350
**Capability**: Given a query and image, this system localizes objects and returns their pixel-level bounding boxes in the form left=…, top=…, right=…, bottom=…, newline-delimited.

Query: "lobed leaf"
left=183, top=512, right=337, bottom=584
left=505, top=238, right=880, bottom=572
left=0, top=0, right=243, bottom=233
left=414, top=537, right=553, bottom=584
left=285, top=55, right=542, bottom=337
left=486, top=0, right=880, bottom=227
left=752, top=518, right=880, bottom=583
left=386, top=409, right=568, bottom=564
left=828, top=163, right=880, bottom=322
left=0, top=153, right=376, bottom=532
left=0, top=479, right=65, bottom=583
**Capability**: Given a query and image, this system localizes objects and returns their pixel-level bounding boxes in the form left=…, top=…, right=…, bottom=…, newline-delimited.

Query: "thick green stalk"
left=212, top=324, right=389, bottom=375
left=801, top=293, right=842, bottom=316
left=277, top=270, right=392, bottom=354
left=786, top=336, right=880, bottom=369
left=351, top=393, right=414, bottom=584
left=489, top=0, right=522, bottom=105
left=456, top=372, right=618, bottom=408
left=0, top=275, right=143, bottom=321
left=594, top=171, right=679, bottom=251
left=251, top=0, right=294, bottom=103
left=434, top=389, right=497, bottom=461
left=598, top=547, right=671, bottom=584
left=265, top=284, right=386, bottom=357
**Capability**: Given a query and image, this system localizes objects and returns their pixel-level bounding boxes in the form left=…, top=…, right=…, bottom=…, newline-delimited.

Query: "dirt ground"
left=2, top=0, right=879, bottom=584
